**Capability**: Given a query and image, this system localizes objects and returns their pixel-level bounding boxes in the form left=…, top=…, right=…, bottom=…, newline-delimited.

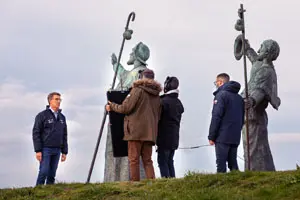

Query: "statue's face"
left=257, top=43, right=268, bottom=61
left=127, top=47, right=136, bottom=65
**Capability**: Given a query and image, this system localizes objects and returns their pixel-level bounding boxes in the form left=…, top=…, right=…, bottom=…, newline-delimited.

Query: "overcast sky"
left=0, top=0, right=299, bottom=189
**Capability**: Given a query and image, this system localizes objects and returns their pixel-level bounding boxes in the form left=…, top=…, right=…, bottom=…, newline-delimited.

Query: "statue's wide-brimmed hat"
left=234, top=34, right=243, bottom=60
left=135, top=42, right=150, bottom=65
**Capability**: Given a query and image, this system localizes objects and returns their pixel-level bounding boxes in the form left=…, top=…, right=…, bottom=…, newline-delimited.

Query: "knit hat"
left=142, top=69, right=155, bottom=79
left=164, top=76, right=179, bottom=93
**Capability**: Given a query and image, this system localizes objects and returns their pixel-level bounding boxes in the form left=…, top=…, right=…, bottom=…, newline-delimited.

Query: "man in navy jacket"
left=208, top=73, right=244, bottom=173
left=32, top=92, right=68, bottom=186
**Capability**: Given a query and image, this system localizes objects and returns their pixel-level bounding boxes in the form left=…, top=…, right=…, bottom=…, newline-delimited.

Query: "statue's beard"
left=127, top=60, right=134, bottom=65
left=127, top=56, right=135, bottom=65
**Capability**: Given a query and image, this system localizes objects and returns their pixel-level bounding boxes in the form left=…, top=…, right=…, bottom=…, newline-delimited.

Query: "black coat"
left=208, top=81, right=244, bottom=145
left=32, top=106, right=68, bottom=154
left=157, top=92, right=184, bottom=150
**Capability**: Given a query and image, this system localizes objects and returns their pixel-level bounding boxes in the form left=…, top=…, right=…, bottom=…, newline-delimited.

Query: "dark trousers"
left=157, top=149, right=176, bottom=178
left=128, top=141, right=155, bottom=181
left=36, top=147, right=61, bottom=186
left=215, top=143, right=239, bottom=173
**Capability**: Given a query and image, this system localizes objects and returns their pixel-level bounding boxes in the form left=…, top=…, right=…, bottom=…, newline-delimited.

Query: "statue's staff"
left=235, top=4, right=250, bottom=170
left=86, top=12, right=135, bottom=183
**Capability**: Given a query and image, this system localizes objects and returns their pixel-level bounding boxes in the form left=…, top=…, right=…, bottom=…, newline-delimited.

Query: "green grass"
left=1, top=170, right=300, bottom=200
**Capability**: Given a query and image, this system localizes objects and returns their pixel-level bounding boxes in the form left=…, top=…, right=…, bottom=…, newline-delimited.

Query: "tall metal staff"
left=86, top=12, right=136, bottom=183
left=235, top=4, right=250, bottom=170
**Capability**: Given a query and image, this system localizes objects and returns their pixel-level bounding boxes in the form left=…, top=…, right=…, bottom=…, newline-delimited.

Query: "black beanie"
left=164, top=76, right=179, bottom=93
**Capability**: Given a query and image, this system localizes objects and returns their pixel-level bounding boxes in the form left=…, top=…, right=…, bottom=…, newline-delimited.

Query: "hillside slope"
left=1, top=170, right=300, bottom=199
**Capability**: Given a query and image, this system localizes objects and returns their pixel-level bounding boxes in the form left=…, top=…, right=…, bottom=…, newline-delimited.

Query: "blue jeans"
left=157, top=149, right=176, bottom=178
left=215, top=142, right=239, bottom=173
left=36, top=147, right=61, bottom=186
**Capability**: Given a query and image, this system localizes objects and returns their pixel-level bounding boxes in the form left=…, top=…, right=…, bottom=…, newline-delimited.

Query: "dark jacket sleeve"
left=158, top=100, right=163, bottom=121
left=62, top=119, right=68, bottom=154
left=32, top=113, right=43, bottom=152
left=208, top=92, right=226, bottom=141
left=110, top=88, right=142, bottom=114
left=180, top=100, right=184, bottom=114
left=158, top=98, right=167, bottom=129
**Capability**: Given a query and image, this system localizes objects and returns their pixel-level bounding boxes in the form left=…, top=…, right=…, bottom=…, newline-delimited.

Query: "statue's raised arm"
left=245, top=39, right=258, bottom=64
left=111, top=53, right=129, bottom=86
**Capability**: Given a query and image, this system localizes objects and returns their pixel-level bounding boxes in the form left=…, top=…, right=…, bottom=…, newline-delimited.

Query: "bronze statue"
left=234, top=4, right=280, bottom=171
left=104, top=42, right=150, bottom=182
left=234, top=35, right=281, bottom=171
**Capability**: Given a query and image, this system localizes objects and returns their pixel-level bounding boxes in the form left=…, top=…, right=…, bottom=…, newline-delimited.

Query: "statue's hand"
left=244, top=39, right=251, bottom=51
left=111, top=53, right=117, bottom=65
left=244, top=97, right=255, bottom=109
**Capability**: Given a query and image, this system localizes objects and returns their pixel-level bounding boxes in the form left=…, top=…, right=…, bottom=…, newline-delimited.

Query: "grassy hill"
left=1, top=170, right=300, bottom=200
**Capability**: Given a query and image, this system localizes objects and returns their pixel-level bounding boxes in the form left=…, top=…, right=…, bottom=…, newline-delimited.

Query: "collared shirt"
left=49, top=107, right=58, bottom=119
